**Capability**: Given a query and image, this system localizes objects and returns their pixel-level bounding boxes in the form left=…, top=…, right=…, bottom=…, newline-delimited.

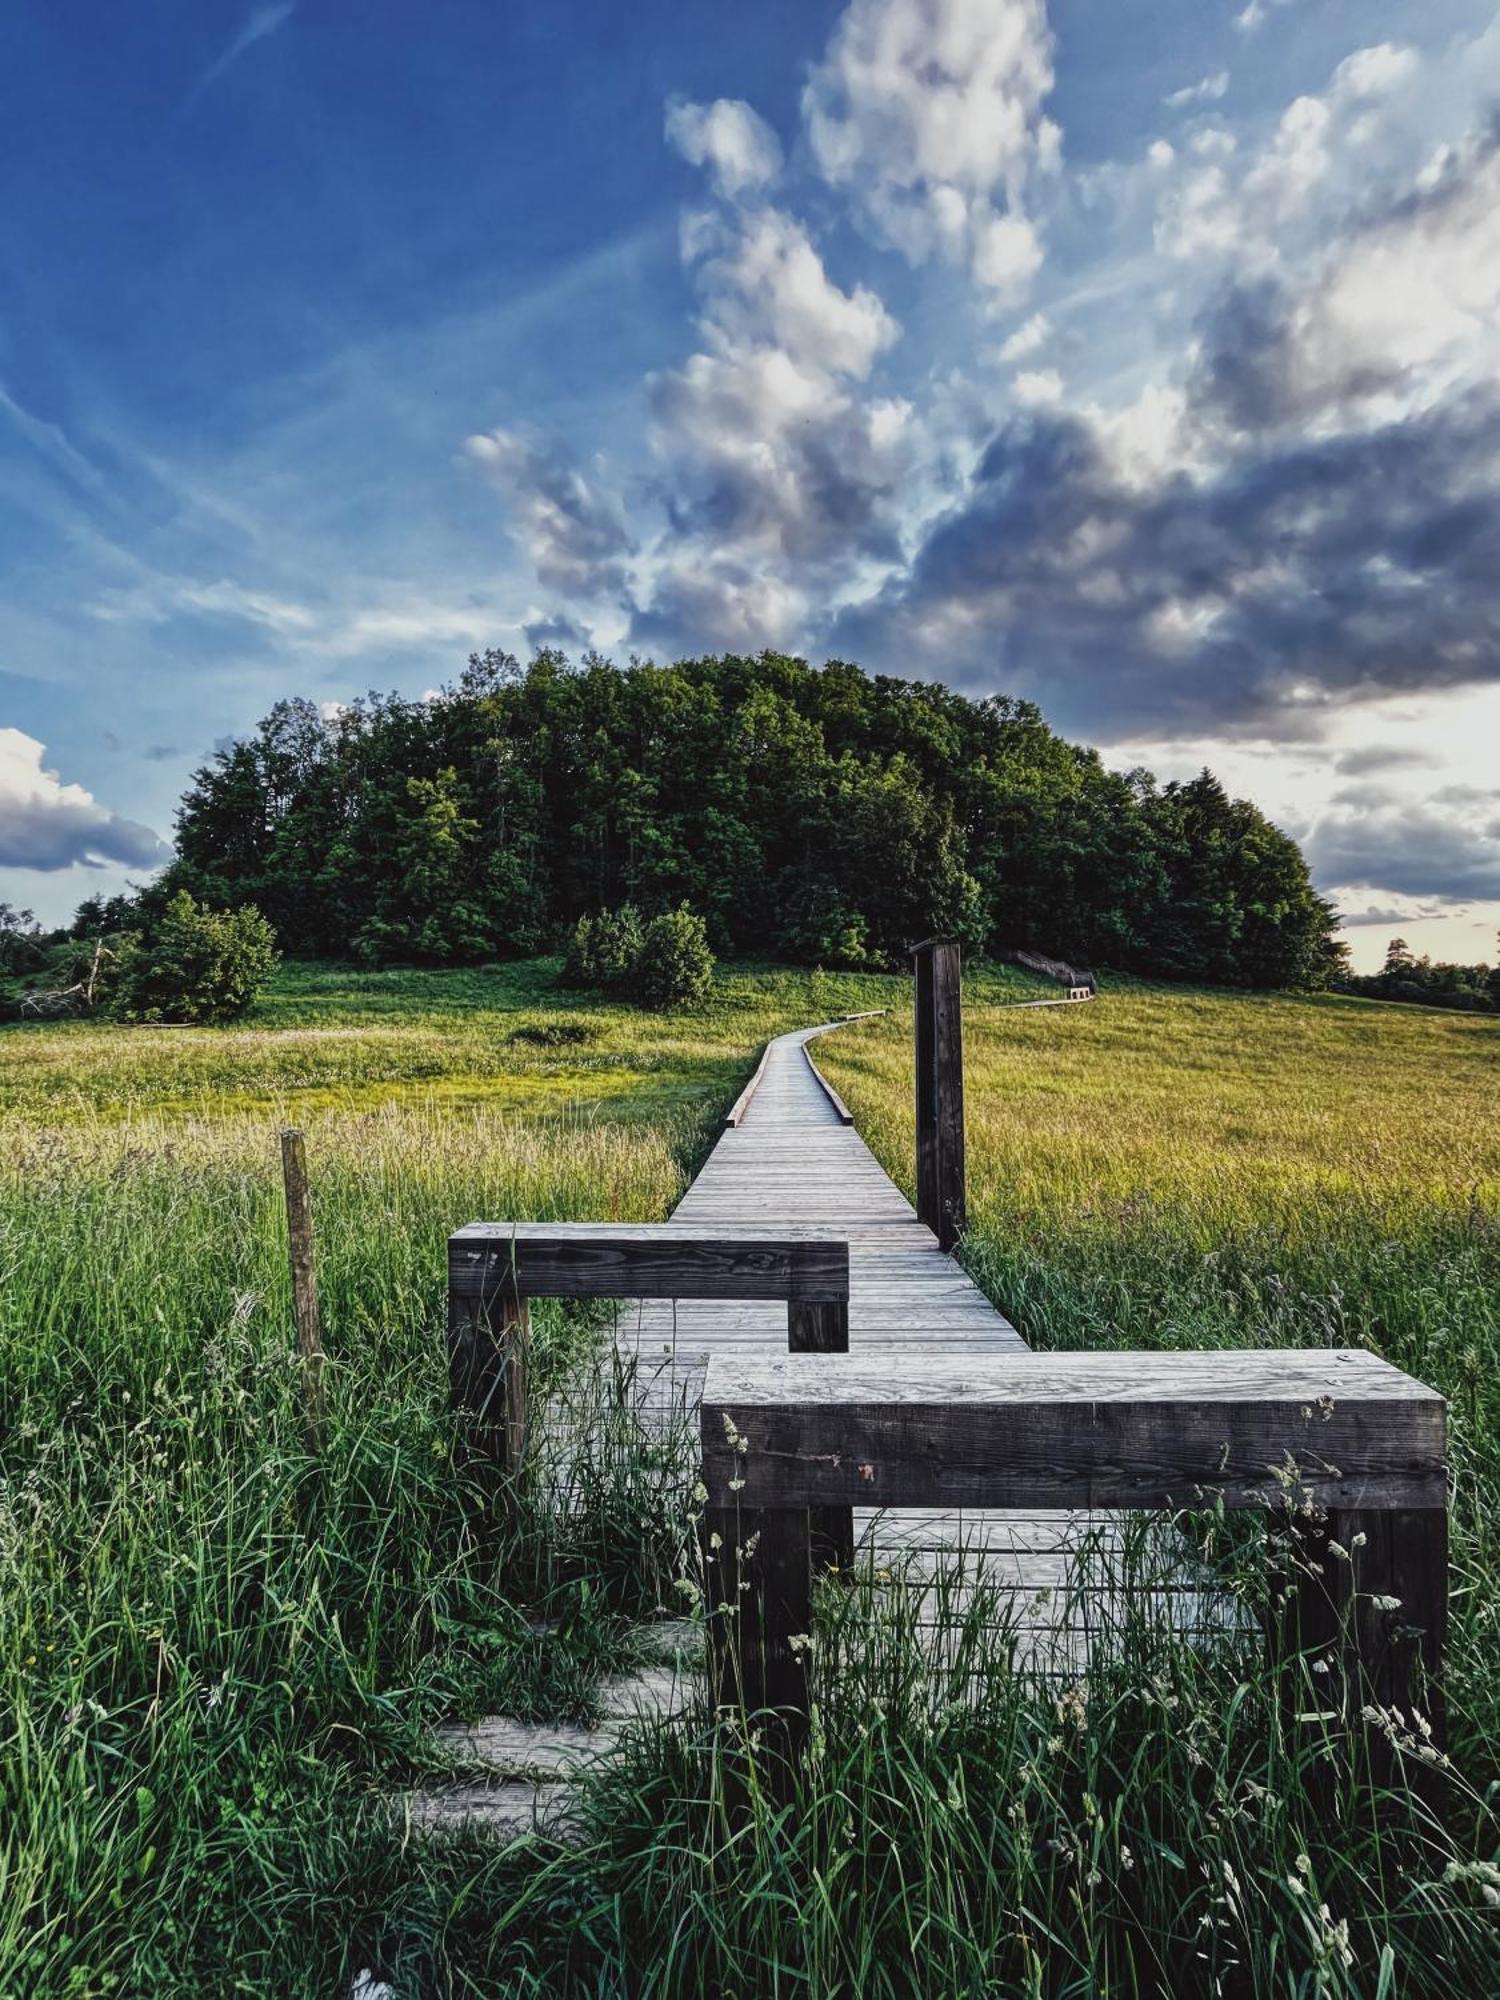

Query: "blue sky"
left=3, top=0, right=1499, bottom=969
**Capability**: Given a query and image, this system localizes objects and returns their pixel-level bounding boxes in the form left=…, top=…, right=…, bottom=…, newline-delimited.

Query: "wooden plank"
left=451, top=1226, right=849, bottom=1303
left=724, top=1039, right=772, bottom=1127
left=701, top=1350, right=1446, bottom=1512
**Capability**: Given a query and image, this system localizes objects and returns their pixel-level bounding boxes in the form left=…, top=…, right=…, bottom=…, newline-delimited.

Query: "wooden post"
left=704, top=1502, right=813, bottom=1789
left=912, top=936, right=965, bottom=1251
left=447, top=1285, right=529, bottom=1485
left=788, top=1300, right=854, bottom=1573
left=279, top=1128, right=325, bottom=1449
left=1276, top=1504, right=1448, bottom=1771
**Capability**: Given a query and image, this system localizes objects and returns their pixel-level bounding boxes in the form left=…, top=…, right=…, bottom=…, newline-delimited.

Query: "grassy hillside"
left=2, top=961, right=1496, bottom=1997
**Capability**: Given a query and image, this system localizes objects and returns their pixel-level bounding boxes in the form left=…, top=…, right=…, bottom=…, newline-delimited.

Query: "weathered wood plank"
left=701, top=1350, right=1446, bottom=1512
left=451, top=1226, right=849, bottom=1303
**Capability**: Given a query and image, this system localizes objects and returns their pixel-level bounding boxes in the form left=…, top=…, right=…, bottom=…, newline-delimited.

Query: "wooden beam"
left=449, top=1224, right=850, bottom=1303
left=912, top=937, right=965, bottom=1249
left=701, top=1349, right=1446, bottom=1512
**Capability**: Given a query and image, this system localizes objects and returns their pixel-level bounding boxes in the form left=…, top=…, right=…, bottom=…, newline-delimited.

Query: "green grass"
left=2, top=959, right=1497, bottom=1996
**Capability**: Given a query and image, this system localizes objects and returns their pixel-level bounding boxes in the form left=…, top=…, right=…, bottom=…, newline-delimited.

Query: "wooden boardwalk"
left=615, top=1020, right=1188, bottom=1646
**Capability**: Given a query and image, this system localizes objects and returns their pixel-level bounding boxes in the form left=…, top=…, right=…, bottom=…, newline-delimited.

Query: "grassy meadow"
left=2, top=960, right=1498, bottom=1996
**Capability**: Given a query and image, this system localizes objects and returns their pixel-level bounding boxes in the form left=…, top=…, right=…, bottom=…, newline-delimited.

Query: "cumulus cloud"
left=665, top=97, right=783, bottom=198
left=631, top=177, right=911, bottom=650
left=466, top=428, right=635, bottom=599
left=0, top=730, right=169, bottom=873
left=803, top=0, right=1059, bottom=304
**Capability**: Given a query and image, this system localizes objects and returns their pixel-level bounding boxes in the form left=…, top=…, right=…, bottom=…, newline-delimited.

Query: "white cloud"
left=691, top=207, right=899, bottom=378
left=1330, top=43, right=1418, bottom=104
left=664, top=98, right=783, bottom=199
left=803, top=0, right=1058, bottom=303
left=1163, top=71, right=1228, bottom=111
left=0, top=730, right=169, bottom=873
left=996, top=310, right=1050, bottom=361
left=1012, top=366, right=1063, bottom=406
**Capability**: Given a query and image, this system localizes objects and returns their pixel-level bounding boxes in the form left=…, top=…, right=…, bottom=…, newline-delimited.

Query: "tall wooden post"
left=912, top=936, right=965, bottom=1251
left=279, top=1128, right=326, bottom=1450
left=789, top=1300, right=854, bottom=1572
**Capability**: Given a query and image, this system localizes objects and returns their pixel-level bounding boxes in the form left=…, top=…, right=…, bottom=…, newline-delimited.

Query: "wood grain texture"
left=913, top=938, right=965, bottom=1250
left=701, top=1349, right=1445, bottom=1511
left=451, top=1226, right=849, bottom=1303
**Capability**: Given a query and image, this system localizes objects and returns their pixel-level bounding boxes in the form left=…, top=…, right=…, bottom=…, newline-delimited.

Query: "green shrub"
left=561, top=902, right=713, bottom=1007
left=114, top=892, right=279, bottom=1025
left=562, top=905, right=645, bottom=991
left=630, top=904, right=714, bottom=1009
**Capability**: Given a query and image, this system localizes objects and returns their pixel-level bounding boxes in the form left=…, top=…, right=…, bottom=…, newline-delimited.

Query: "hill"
left=160, top=650, right=1342, bottom=987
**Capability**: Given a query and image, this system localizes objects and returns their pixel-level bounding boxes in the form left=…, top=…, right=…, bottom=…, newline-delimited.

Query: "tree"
left=114, top=893, right=279, bottom=1026
left=151, top=650, right=1342, bottom=987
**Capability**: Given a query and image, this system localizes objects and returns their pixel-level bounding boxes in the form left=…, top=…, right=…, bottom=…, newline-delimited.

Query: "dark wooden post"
left=912, top=936, right=965, bottom=1251
left=789, top=1300, right=854, bottom=1573
left=1275, top=1504, right=1448, bottom=1769
left=704, top=1501, right=813, bottom=1795
left=279, top=1128, right=326, bottom=1450
left=448, top=1281, right=529, bottom=1487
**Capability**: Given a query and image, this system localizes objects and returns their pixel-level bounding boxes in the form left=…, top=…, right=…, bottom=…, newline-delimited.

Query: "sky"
left=2, top=0, right=1498, bottom=973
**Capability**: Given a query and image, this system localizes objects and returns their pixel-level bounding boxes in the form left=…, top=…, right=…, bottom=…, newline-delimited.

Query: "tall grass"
left=3, top=962, right=1497, bottom=1994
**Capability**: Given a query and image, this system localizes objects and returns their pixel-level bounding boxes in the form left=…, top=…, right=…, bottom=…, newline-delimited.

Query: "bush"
left=561, top=902, right=714, bottom=1008
left=114, top=892, right=279, bottom=1026
left=562, top=905, right=646, bottom=991
left=631, top=905, right=714, bottom=1009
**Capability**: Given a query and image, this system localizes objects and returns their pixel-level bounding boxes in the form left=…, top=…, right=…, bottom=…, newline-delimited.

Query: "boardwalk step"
left=404, top=1622, right=702, bottom=1840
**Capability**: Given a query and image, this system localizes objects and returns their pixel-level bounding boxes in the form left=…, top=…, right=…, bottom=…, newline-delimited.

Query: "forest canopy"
left=161, top=649, right=1344, bottom=988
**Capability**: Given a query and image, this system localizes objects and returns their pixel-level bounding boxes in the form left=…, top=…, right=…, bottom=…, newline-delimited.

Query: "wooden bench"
left=701, top=1348, right=1447, bottom=1757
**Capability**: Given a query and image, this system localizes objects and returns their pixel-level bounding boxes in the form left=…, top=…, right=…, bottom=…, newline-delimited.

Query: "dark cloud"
left=143, top=743, right=181, bottom=762
left=827, top=388, right=1500, bottom=739
left=1333, top=746, right=1436, bottom=776
left=1307, top=805, right=1500, bottom=901
left=1338, top=904, right=1442, bottom=928
left=522, top=613, right=588, bottom=654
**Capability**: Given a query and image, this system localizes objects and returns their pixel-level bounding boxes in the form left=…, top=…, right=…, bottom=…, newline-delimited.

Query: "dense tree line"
left=1339, top=937, right=1498, bottom=1013
left=157, top=650, right=1343, bottom=987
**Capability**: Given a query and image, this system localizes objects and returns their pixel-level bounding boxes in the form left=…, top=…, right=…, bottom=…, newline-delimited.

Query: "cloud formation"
left=0, top=731, right=169, bottom=873
left=665, top=97, right=782, bottom=198
left=803, top=0, right=1058, bottom=305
